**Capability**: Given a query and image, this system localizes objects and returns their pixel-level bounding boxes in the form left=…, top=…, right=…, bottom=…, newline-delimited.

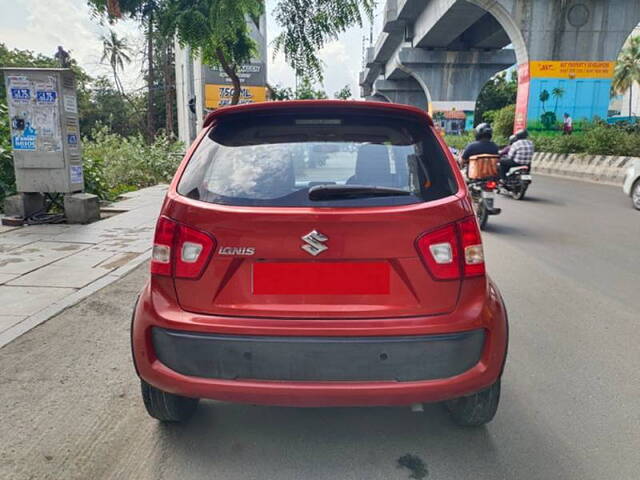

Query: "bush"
left=484, top=104, right=515, bottom=140
left=443, top=133, right=475, bottom=151
left=531, top=122, right=640, bottom=157
left=0, top=103, right=16, bottom=209
left=82, top=126, right=184, bottom=200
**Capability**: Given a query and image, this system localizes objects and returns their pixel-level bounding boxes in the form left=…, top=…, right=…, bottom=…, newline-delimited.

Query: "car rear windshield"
left=177, top=112, right=457, bottom=207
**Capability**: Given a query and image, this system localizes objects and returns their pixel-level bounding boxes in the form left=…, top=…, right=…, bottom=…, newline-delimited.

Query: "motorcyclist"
left=499, top=134, right=517, bottom=158
left=499, top=129, right=534, bottom=180
left=460, top=123, right=500, bottom=165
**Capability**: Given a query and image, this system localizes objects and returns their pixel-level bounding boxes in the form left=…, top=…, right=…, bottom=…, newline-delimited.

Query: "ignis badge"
left=218, top=247, right=255, bottom=256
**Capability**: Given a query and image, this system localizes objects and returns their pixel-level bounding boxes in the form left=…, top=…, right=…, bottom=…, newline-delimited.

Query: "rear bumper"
left=152, top=328, right=485, bottom=382
left=132, top=277, right=508, bottom=407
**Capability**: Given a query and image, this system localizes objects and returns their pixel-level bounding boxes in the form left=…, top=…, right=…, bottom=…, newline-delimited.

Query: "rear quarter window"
left=177, top=112, right=457, bottom=207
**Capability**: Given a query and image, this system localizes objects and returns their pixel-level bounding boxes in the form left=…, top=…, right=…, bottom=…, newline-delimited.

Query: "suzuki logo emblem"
left=301, top=230, right=328, bottom=256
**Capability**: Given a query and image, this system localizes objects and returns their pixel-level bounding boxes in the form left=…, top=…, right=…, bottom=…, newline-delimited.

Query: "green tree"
left=334, top=84, right=352, bottom=100
left=474, top=70, right=517, bottom=125
left=295, top=77, right=327, bottom=99
left=161, top=0, right=264, bottom=106
left=551, top=87, right=565, bottom=113
left=483, top=104, right=515, bottom=139
left=269, top=85, right=294, bottom=101
left=88, top=0, right=163, bottom=138
left=433, top=111, right=445, bottom=123
left=539, top=89, right=550, bottom=112
left=273, top=0, right=375, bottom=81
left=613, top=36, right=640, bottom=117
left=100, top=29, right=132, bottom=95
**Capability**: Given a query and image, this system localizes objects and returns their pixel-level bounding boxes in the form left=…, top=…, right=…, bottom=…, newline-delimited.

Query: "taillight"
left=458, top=217, right=485, bottom=277
left=150, top=216, right=216, bottom=279
left=150, top=216, right=177, bottom=276
left=485, top=180, right=497, bottom=190
left=416, top=217, right=485, bottom=280
left=416, top=224, right=460, bottom=280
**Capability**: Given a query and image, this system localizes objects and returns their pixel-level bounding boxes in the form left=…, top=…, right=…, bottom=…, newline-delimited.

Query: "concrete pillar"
left=373, top=79, right=428, bottom=110
left=389, top=47, right=515, bottom=111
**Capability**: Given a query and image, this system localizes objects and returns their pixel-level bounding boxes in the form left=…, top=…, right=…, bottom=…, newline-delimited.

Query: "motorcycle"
left=468, top=178, right=501, bottom=230
left=499, top=163, right=532, bottom=200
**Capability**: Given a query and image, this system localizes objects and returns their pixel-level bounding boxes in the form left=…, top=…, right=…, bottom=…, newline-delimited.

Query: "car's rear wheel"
left=632, top=179, right=640, bottom=211
left=444, top=379, right=500, bottom=427
left=141, top=380, right=199, bottom=422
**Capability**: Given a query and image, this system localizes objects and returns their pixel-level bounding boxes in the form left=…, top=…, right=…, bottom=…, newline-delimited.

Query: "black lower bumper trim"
left=152, top=328, right=485, bottom=382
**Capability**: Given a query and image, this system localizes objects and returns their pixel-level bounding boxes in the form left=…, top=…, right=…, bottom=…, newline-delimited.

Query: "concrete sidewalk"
left=0, top=185, right=167, bottom=348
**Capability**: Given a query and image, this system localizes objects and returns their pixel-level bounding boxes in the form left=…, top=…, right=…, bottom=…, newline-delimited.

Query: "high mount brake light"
left=416, top=217, right=485, bottom=280
left=150, top=216, right=216, bottom=279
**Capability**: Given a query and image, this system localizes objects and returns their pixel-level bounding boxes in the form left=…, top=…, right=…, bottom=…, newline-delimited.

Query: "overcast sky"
left=0, top=0, right=384, bottom=98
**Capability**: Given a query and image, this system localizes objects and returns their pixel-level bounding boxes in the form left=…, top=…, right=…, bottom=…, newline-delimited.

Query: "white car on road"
left=623, top=159, right=640, bottom=210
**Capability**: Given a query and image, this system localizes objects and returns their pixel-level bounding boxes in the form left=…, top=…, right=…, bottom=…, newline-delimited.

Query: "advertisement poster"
left=204, top=84, right=267, bottom=108
left=524, top=61, right=614, bottom=133
left=7, top=75, right=62, bottom=152
left=514, top=63, right=530, bottom=133
left=70, top=165, right=84, bottom=184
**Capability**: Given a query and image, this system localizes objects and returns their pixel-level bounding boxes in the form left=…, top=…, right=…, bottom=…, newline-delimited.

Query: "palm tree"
left=612, top=36, right=640, bottom=117
left=100, top=29, right=132, bottom=96
left=539, top=89, right=550, bottom=112
left=551, top=87, right=565, bottom=113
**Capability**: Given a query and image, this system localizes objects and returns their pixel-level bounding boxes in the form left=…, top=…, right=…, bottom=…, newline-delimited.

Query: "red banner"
left=514, top=62, right=530, bottom=132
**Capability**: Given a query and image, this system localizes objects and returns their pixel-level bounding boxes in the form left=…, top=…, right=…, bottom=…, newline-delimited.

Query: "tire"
left=445, top=379, right=501, bottom=427
left=141, top=380, right=199, bottom=422
left=632, top=179, right=640, bottom=211
left=475, top=200, right=488, bottom=230
left=511, top=183, right=528, bottom=200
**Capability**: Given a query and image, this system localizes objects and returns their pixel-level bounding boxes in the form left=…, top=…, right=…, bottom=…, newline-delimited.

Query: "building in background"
left=174, top=15, right=268, bottom=146
left=433, top=110, right=470, bottom=135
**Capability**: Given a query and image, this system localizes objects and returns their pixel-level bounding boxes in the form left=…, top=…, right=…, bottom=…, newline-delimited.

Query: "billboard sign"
left=204, top=84, right=267, bottom=108
left=204, top=63, right=266, bottom=87
left=516, top=61, right=615, bottom=133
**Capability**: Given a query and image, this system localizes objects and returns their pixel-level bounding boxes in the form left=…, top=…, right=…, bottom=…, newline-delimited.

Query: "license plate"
left=521, top=174, right=532, bottom=180
left=253, top=262, right=390, bottom=295
left=481, top=191, right=495, bottom=199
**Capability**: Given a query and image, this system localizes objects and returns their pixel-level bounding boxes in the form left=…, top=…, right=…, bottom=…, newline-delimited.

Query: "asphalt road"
left=1, top=175, right=638, bottom=480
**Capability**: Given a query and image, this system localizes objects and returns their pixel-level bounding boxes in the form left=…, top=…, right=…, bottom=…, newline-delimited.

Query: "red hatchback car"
left=131, top=100, right=508, bottom=426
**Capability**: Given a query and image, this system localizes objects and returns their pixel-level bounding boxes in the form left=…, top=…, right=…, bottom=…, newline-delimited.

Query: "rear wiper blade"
left=309, top=184, right=411, bottom=201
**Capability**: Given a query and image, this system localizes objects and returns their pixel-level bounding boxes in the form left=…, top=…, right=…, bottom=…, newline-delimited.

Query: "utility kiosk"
left=1, top=67, right=99, bottom=224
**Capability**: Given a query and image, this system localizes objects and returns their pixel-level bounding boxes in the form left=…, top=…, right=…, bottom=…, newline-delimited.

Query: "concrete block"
left=64, top=193, right=100, bottom=224
left=3, top=193, right=45, bottom=218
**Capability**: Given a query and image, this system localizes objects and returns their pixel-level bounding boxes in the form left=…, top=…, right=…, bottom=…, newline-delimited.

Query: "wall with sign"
left=204, top=84, right=267, bottom=109
left=514, top=61, right=615, bottom=133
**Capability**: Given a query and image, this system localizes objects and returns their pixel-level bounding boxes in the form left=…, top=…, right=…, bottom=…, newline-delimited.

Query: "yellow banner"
left=529, top=61, right=614, bottom=79
left=205, top=84, right=267, bottom=108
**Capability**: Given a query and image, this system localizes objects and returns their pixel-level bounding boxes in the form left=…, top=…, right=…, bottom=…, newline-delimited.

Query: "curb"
left=0, top=251, right=150, bottom=349
left=532, top=152, right=637, bottom=186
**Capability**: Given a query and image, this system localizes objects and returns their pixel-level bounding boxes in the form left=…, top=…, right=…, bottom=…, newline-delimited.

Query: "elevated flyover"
left=361, top=0, right=640, bottom=130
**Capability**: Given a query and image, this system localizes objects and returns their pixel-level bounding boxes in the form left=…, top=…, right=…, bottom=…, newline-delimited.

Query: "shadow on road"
left=516, top=195, right=565, bottom=206
left=145, top=397, right=571, bottom=479
left=482, top=223, right=533, bottom=236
